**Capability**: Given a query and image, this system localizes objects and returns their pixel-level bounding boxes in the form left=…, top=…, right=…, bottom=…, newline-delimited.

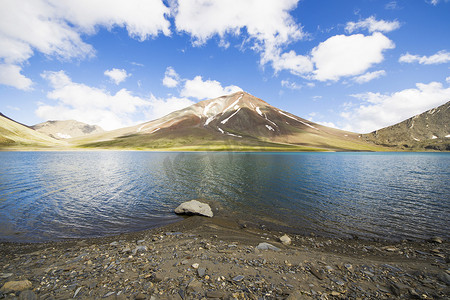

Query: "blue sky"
left=0, top=0, right=449, bottom=133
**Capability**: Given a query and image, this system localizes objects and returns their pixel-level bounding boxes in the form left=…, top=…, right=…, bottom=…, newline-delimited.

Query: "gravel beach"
left=1, top=215, right=449, bottom=299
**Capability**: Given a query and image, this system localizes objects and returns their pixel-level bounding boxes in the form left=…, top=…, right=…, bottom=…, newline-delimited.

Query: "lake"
left=0, top=151, right=448, bottom=242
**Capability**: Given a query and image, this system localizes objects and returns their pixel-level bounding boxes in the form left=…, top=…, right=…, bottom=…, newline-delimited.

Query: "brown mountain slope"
left=32, top=120, right=104, bottom=139
left=362, top=101, right=449, bottom=150
left=0, top=113, right=64, bottom=148
left=72, top=92, right=385, bottom=151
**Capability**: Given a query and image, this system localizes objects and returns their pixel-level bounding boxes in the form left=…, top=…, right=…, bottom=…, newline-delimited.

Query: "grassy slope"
left=0, top=114, right=64, bottom=149
left=77, top=126, right=388, bottom=152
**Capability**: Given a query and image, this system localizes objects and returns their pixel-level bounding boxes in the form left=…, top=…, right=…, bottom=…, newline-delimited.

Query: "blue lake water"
left=0, top=151, right=449, bottom=242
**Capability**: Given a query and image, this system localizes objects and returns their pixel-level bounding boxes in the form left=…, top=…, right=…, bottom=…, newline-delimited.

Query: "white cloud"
left=345, top=16, right=400, bottom=33
left=281, top=79, right=302, bottom=90
left=399, top=50, right=450, bottom=64
left=37, top=70, right=194, bottom=130
left=311, top=33, right=395, bottom=81
left=174, top=0, right=303, bottom=46
left=0, top=0, right=170, bottom=89
left=270, top=50, right=313, bottom=76
left=104, top=68, right=130, bottom=85
left=353, top=70, right=386, bottom=84
left=174, top=0, right=305, bottom=75
left=385, top=1, right=399, bottom=10
left=147, top=96, right=195, bottom=120
left=163, top=67, right=180, bottom=88
left=446, top=76, right=450, bottom=84
left=0, top=64, right=33, bottom=90
left=341, top=81, right=450, bottom=133
left=180, top=76, right=242, bottom=100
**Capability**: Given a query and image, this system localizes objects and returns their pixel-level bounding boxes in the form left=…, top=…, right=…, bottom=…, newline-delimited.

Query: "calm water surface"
left=0, top=151, right=448, bottom=242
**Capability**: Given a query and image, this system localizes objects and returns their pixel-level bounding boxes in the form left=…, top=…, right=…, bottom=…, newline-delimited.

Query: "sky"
left=0, top=0, right=449, bottom=133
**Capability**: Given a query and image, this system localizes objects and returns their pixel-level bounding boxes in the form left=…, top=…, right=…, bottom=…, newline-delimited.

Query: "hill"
left=362, top=101, right=449, bottom=151
left=72, top=92, right=385, bottom=152
left=32, top=120, right=104, bottom=139
left=0, top=113, right=64, bottom=148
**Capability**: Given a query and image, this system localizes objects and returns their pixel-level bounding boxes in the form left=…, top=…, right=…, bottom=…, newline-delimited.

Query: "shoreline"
left=1, top=215, right=448, bottom=299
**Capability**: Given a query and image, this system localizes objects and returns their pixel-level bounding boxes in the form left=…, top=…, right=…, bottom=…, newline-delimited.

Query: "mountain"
left=0, top=113, right=63, bottom=148
left=362, top=101, right=449, bottom=150
left=32, top=120, right=104, bottom=140
left=73, top=92, right=385, bottom=151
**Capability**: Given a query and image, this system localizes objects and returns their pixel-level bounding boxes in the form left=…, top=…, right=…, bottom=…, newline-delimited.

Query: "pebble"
left=132, top=245, right=148, bottom=255
left=232, top=275, right=244, bottom=282
left=0, top=273, right=13, bottom=279
left=382, top=246, right=399, bottom=252
left=192, top=263, right=199, bottom=269
left=206, top=290, right=226, bottom=298
left=73, top=286, right=82, bottom=298
left=103, top=291, right=115, bottom=298
left=18, top=290, right=37, bottom=300
left=309, top=268, right=323, bottom=280
left=1, top=280, right=32, bottom=292
left=280, top=234, right=291, bottom=245
left=429, top=236, right=443, bottom=244
left=187, top=279, right=203, bottom=294
left=197, top=267, right=206, bottom=277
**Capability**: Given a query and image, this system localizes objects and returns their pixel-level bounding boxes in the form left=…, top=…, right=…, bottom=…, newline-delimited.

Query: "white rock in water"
left=174, top=200, right=213, bottom=217
left=279, top=234, right=291, bottom=245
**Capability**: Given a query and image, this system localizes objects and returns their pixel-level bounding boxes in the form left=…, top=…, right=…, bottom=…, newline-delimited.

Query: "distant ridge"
left=0, top=112, right=32, bottom=129
left=33, top=120, right=104, bottom=139
left=362, top=101, right=449, bottom=150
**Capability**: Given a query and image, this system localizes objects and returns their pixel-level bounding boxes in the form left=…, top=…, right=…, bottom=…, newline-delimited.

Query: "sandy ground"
left=0, top=215, right=449, bottom=299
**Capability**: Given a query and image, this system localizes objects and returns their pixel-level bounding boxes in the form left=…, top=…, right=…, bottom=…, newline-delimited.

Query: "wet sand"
left=0, top=215, right=449, bottom=299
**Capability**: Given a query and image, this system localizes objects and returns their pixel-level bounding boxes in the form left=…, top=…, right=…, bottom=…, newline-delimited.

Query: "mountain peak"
left=134, top=91, right=323, bottom=141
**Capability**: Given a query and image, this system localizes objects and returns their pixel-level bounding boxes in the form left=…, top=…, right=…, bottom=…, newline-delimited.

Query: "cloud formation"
left=341, top=81, right=450, bottom=133
left=37, top=71, right=193, bottom=130
left=0, top=0, right=170, bottom=90
left=104, top=68, right=130, bottom=85
left=181, top=76, right=242, bottom=100
left=174, top=0, right=306, bottom=77
left=311, top=33, right=394, bottom=81
left=0, top=64, right=33, bottom=90
left=281, top=79, right=302, bottom=90
left=163, top=67, right=180, bottom=88
left=353, top=70, right=386, bottom=84
left=345, top=16, right=400, bottom=33
left=399, top=50, right=450, bottom=64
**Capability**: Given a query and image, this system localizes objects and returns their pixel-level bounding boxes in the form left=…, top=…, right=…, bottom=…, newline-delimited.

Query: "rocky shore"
left=1, top=215, right=449, bottom=299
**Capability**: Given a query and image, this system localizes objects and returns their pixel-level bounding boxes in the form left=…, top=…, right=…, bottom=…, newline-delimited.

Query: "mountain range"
left=71, top=92, right=381, bottom=151
left=0, top=113, right=63, bottom=148
left=1, top=92, right=448, bottom=151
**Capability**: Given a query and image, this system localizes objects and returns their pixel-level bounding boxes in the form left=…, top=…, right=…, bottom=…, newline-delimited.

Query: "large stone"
left=174, top=200, right=213, bottom=217
left=256, top=242, right=280, bottom=251
left=1, top=280, right=32, bottom=293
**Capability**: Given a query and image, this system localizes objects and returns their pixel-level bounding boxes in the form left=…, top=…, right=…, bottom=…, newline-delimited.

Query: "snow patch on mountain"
left=278, top=110, right=318, bottom=130
left=221, top=108, right=241, bottom=124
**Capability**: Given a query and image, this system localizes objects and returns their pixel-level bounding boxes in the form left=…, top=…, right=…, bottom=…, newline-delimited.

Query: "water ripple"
left=0, top=151, right=448, bottom=242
